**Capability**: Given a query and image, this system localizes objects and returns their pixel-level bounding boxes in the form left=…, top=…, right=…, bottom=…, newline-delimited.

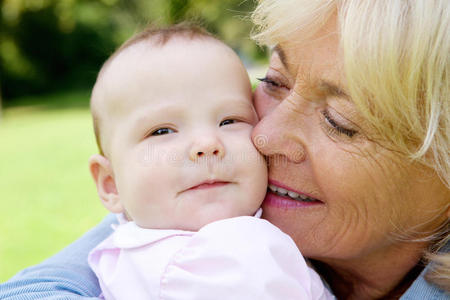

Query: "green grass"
left=0, top=91, right=107, bottom=282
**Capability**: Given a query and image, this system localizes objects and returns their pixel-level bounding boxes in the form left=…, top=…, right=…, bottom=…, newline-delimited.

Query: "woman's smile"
left=263, top=181, right=324, bottom=209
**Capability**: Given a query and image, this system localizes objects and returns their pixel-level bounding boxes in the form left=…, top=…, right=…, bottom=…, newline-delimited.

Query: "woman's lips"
left=263, top=180, right=323, bottom=209
left=263, top=192, right=321, bottom=209
left=268, top=180, right=320, bottom=200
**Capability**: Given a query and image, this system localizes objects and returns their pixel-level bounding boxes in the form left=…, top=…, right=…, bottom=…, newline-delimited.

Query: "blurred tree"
left=1, top=0, right=120, bottom=102
left=0, top=82, right=2, bottom=121
left=0, top=0, right=266, bottom=103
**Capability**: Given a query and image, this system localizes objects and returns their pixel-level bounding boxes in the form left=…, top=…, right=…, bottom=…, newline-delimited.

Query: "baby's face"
left=96, top=38, right=268, bottom=230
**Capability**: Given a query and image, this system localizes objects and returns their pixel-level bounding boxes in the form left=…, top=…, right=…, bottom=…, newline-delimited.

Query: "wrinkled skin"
left=252, top=19, right=449, bottom=298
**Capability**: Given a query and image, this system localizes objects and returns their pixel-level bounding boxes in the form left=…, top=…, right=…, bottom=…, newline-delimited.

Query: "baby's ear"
left=89, top=154, right=124, bottom=213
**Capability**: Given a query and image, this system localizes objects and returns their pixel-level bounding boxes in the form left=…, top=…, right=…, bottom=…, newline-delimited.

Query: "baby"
left=88, top=24, right=334, bottom=300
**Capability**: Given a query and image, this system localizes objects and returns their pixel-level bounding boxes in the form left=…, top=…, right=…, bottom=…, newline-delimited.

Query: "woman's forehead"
left=272, top=39, right=349, bottom=104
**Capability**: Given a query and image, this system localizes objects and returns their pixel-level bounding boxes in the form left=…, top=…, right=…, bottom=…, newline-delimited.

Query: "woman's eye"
left=321, top=110, right=358, bottom=138
left=151, top=128, right=175, bottom=136
left=257, top=76, right=286, bottom=91
left=257, top=77, right=281, bottom=88
left=219, top=119, right=236, bottom=126
left=257, top=76, right=290, bottom=100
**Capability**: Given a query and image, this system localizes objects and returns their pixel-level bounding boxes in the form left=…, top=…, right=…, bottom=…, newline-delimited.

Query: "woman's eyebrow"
left=273, top=45, right=288, bottom=69
left=274, top=45, right=351, bottom=101
left=318, top=80, right=351, bottom=101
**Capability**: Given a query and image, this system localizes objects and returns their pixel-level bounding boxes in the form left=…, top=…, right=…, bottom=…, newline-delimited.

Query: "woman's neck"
left=312, top=242, right=427, bottom=299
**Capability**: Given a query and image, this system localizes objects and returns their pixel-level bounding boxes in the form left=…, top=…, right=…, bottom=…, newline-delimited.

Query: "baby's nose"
left=189, top=137, right=225, bottom=161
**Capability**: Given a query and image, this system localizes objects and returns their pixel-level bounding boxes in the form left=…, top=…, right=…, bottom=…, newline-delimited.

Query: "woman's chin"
left=262, top=192, right=329, bottom=254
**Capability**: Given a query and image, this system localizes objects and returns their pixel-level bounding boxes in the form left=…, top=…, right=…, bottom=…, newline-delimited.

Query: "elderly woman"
left=250, top=0, right=449, bottom=298
left=1, top=0, right=448, bottom=299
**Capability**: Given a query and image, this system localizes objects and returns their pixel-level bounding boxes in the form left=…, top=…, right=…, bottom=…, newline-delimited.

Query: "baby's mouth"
left=268, top=184, right=321, bottom=203
left=187, top=180, right=230, bottom=191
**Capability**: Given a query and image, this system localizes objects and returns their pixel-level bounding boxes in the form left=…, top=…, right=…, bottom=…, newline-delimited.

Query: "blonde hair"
left=252, top=0, right=449, bottom=291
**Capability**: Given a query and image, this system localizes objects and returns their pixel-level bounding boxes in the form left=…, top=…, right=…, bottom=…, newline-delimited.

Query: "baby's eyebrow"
left=217, top=99, right=255, bottom=113
left=132, top=104, right=183, bottom=124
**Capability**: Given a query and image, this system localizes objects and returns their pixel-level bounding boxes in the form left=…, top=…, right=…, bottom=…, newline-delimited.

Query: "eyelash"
left=257, top=76, right=289, bottom=91
left=219, top=119, right=237, bottom=126
left=321, top=110, right=357, bottom=138
left=149, top=118, right=239, bottom=137
left=260, top=75, right=358, bottom=139
left=258, top=76, right=280, bottom=87
left=151, top=128, right=175, bottom=136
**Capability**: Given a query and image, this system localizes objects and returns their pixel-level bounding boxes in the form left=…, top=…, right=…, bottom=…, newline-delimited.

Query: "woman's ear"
left=89, top=154, right=124, bottom=213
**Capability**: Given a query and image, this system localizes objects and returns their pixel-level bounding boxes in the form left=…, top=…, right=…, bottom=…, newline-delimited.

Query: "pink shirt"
left=88, top=212, right=334, bottom=300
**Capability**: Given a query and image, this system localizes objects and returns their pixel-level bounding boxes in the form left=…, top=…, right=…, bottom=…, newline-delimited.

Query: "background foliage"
left=0, top=0, right=266, bottom=102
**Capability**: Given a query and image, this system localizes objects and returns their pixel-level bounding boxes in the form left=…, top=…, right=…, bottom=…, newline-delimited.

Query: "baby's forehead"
left=93, top=39, right=184, bottom=113
left=94, top=36, right=250, bottom=111
left=101, top=40, right=166, bottom=82
left=103, top=36, right=224, bottom=79
left=95, top=37, right=237, bottom=111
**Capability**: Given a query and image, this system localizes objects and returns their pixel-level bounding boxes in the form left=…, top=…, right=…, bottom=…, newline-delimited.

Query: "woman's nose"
left=252, top=104, right=306, bottom=164
left=189, top=135, right=225, bottom=161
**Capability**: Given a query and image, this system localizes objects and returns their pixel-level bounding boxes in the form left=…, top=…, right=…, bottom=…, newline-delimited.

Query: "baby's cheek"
left=239, top=138, right=268, bottom=183
left=245, top=134, right=267, bottom=168
left=229, top=132, right=262, bottom=166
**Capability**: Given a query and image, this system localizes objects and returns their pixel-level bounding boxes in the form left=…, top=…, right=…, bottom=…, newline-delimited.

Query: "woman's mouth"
left=263, top=181, right=323, bottom=208
left=268, top=184, right=319, bottom=202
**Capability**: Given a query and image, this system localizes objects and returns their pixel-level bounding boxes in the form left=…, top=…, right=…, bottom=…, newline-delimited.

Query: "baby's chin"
left=134, top=209, right=257, bottom=231
left=178, top=208, right=261, bottom=231
left=171, top=217, right=237, bottom=232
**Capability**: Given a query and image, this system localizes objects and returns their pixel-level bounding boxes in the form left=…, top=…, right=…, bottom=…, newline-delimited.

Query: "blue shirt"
left=0, top=214, right=448, bottom=299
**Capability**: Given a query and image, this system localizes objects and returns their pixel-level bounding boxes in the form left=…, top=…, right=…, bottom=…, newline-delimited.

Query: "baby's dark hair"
left=91, top=23, right=217, bottom=156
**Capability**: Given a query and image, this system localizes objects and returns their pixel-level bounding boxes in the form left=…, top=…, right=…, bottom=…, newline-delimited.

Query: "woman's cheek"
left=253, top=85, right=280, bottom=119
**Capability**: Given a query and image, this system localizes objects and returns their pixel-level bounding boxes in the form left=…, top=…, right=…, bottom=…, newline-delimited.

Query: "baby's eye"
left=219, top=119, right=237, bottom=126
left=151, top=128, right=175, bottom=136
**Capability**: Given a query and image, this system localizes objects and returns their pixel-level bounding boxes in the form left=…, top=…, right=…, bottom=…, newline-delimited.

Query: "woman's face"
left=252, top=22, right=449, bottom=262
